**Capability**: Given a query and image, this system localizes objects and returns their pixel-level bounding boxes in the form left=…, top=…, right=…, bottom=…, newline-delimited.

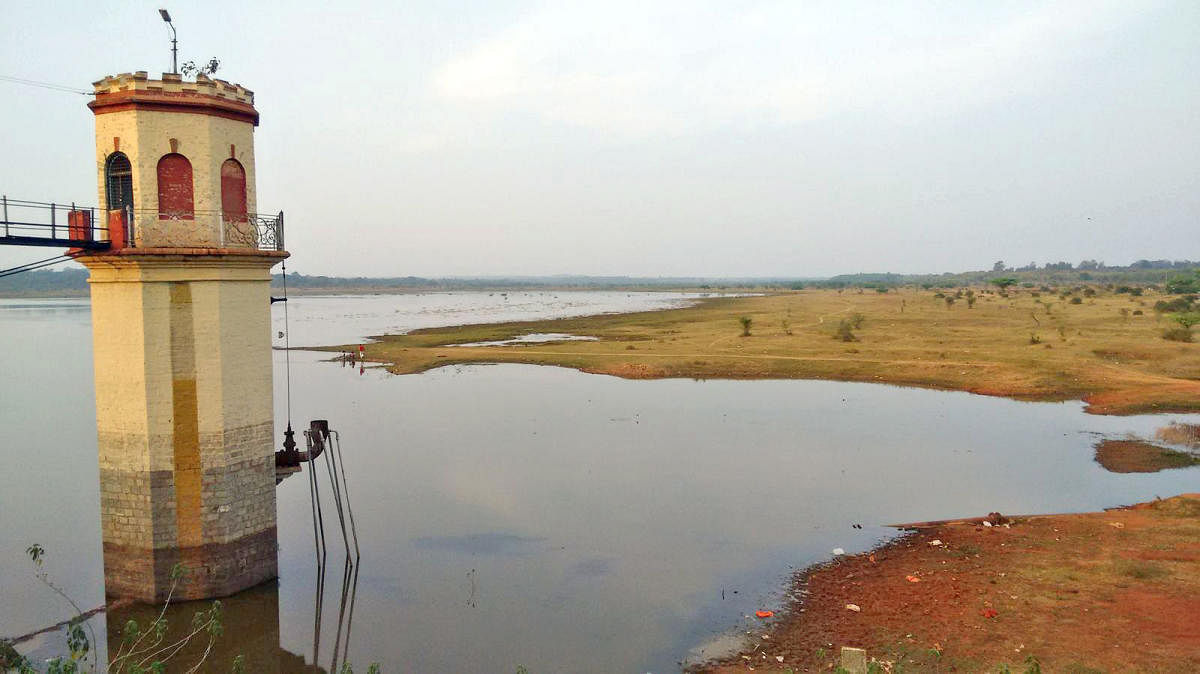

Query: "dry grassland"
left=331, top=288, right=1199, bottom=415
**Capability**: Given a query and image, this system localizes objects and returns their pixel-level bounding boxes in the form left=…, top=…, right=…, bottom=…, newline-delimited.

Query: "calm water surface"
left=2, top=294, right=1197, bottom=673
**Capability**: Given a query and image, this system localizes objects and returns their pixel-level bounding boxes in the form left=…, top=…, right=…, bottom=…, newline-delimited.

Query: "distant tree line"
left=2, top=261, right=1197, bottom=297
left=819, top=260, right=1199, bottom=290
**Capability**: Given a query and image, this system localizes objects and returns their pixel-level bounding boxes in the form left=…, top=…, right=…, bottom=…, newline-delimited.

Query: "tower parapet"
left=88, top=72, right=274, bottom=251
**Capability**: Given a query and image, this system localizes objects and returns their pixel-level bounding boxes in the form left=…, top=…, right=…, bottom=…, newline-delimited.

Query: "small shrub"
left=1163, top=327, right=1194, bottom=342
left=849, top=312, right=866, bottom=329
left=1132, top=309, right=1143, bottom=315
left=1029, top=333, right=1042, bottom=345
left=1069, top=297, right=1082, bottom=305
left=1116, top=559, right=1169, bottom=580
left=781, top=318, right=792, bottom=335
left=834, top=319, right=858, bottom=342
left=1154, top=296, right=1195, bottom=313
left=739, top=316, right=752, bottom=337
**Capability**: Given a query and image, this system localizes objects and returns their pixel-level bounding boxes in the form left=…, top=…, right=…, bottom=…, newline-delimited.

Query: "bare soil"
left=697, top=494, right=1200, bottom=673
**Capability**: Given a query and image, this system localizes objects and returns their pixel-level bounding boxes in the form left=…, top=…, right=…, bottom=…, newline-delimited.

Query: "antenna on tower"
left=158, top=9, right=178, bottom=74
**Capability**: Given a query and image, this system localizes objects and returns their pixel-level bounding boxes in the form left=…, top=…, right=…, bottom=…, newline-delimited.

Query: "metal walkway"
left=0, top=196, right=111, bottom=250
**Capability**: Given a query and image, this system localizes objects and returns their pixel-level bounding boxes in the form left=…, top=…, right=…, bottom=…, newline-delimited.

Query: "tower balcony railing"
left=0, top=197, right=284, bottom=253
left=122, top=207, right=284, bottom=252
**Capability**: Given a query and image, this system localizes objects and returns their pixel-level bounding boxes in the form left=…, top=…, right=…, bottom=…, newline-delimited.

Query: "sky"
left=1, top=1, right=1197, bottom=278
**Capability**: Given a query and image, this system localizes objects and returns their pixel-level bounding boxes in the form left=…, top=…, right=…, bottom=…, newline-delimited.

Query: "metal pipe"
left=322, top=435, right=352, bottom=556
left=331, top=431, right=361, bottom=559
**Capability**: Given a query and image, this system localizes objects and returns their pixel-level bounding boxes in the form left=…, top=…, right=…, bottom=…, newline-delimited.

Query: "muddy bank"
left=1094, top=439, right=1199, bottom=473
left=697, top=494, right=1200, bottom=673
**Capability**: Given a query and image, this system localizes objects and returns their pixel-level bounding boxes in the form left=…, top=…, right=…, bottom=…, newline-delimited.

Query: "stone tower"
left=78, top=71, right=286, bottom=601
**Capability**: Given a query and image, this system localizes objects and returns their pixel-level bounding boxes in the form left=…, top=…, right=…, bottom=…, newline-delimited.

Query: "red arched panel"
left=157, top=153, right=194, bottom=219
left=220, top=158, right=248, bottom=222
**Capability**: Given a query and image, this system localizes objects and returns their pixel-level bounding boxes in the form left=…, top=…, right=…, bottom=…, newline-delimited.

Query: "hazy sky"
left=1, top=1, right=1197, bottom=277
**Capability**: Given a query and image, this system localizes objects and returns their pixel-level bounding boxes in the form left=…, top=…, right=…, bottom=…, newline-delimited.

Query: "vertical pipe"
left=50, top=202, right=56, bottom=239
left=332, top=431, right=360, bottom=559
left=3, top=196, right=8, bottom=238
left=277, top=211, right=284, bottom=251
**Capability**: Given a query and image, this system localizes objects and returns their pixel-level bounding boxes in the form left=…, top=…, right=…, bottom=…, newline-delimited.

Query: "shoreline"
left=695, top=494, right=1200, bottom=673
left=322, top=290, right=1199, bottom=416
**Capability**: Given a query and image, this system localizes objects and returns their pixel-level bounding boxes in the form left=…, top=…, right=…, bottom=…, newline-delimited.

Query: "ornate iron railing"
left=221, top=211, right=284, bottom=252
left=122, top=207, right=284, bottom=252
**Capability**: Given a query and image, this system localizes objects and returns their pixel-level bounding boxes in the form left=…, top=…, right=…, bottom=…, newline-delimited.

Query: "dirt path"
left=696, top=494, right=1200, bottom=673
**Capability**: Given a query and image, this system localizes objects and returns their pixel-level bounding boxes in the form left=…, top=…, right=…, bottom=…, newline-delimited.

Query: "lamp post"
left=159, top=9, right=177, bottom=74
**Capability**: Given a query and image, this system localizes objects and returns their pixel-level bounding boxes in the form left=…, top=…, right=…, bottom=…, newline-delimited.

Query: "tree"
left=181, top=57, right=221, bottom=79
left=1165, top=269, right=1200, bottom=294
left=990, top=278, right=1018, bottom=291
left=739, top=316, right=752, bottom=336
left=1174, top=312, right=1200, bottom=330
left=992, top=261, right=1006, bottom=272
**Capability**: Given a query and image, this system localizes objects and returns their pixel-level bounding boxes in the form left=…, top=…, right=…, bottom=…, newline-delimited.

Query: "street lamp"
left=159, top=9, right=177, bottom=74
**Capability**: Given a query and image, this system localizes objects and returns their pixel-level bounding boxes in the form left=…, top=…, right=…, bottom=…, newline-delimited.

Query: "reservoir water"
left=2, top=294, right=1197, bottom=673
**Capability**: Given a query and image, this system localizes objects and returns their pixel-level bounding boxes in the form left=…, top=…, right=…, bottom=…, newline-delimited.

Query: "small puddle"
left=451, top=333, right=599, bottom=347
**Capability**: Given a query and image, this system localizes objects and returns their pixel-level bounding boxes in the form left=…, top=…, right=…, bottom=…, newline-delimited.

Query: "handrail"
left=0, top=195, right=109, bottom=246
left=1, top=196, right=284, bottom=252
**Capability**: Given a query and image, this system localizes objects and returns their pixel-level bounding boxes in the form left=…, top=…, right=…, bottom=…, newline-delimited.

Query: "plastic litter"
left=755, top=610, right=774, bottom=619
left=981, top=608, right=999, bottom=618
left=905, top=575, right=921, bottom=583
left=845, top=603, right=861, bottom=612
left=928, top=539, right=942, bottom=546
left=832, top=547, right=845, bottom=555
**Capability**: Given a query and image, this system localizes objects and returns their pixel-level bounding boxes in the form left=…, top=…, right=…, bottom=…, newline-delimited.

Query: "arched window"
left=105, top=152, right=133, bottom=212
left=220, top=158, right=248, bottom=222
left=156, top=153, right=194, bottom=219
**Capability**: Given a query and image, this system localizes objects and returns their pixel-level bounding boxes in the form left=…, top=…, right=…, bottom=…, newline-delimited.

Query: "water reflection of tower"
left=78, top=71, right=287, bottom=602
left=104, top=584, right=325, bottom=674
